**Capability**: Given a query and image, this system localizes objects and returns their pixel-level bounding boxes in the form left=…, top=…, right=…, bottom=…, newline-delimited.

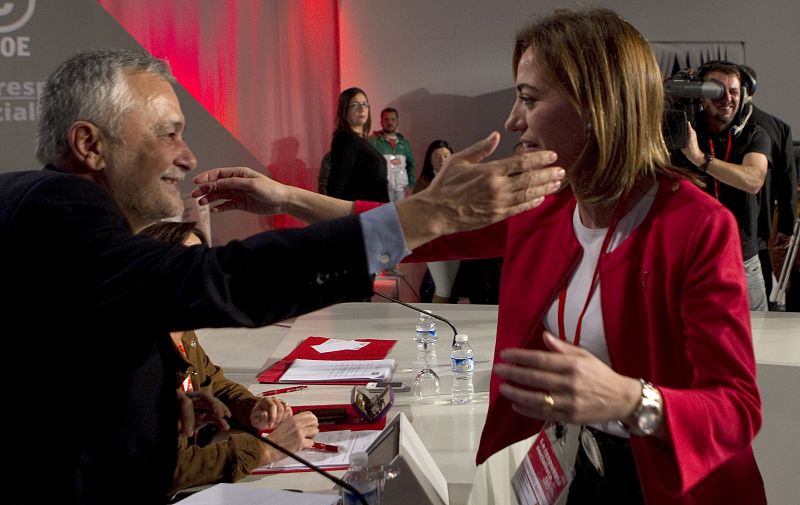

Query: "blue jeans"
left=745, top=254, right=768, bottom=311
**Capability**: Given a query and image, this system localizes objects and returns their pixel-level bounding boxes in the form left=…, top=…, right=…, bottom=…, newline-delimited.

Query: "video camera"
left=662, top=69, right=724, bottom=150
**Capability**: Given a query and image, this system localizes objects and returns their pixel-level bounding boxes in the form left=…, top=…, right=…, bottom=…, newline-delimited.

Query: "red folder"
left=262, top=404, right=387, bottom=433
left=257, top=336, right=397, bottom=384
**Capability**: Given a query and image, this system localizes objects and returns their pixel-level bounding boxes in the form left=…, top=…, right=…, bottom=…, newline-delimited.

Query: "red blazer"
left=360, top=177, right=766, bottom=504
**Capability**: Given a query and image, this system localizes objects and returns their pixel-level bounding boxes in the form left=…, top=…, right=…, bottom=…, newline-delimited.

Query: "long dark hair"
left=413, top=139, right=452, bottom=194
left=334, top=87, right=371, bottom=138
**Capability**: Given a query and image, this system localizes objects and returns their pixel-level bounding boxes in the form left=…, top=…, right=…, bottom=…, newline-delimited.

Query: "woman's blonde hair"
left=513, top=8, right=679, bottom=204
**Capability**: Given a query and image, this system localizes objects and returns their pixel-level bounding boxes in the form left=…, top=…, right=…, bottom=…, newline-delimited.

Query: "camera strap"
left=707, top=129, right=733, bottom=199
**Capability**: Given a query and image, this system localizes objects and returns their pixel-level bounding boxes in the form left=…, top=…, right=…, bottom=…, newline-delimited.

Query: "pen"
left=261, top=385, right=308, bottom=396
left=312, top=442, right=341, bottom=453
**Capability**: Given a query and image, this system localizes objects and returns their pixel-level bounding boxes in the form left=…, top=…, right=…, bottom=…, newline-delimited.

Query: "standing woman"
left=414, top=140, right=460, bottom=303
left=404, top=8, right=765, bottom=504
left=327, top=87, right=389, bottom=202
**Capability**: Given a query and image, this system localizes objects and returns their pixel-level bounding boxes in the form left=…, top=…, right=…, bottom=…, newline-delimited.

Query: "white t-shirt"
left=542, top=184, right=657, bottom=436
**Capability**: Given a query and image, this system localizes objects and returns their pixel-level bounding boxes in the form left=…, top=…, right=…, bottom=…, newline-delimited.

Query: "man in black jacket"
left=0, top=48, right=564, bottom=504
left=739, top=65, right=797, bottom=303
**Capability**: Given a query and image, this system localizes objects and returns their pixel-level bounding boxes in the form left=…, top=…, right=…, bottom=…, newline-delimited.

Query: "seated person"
left=139, top=221, right=319, bottom=495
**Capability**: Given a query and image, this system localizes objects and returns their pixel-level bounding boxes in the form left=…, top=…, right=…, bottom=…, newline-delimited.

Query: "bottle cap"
left=349, top=451, right=369, bottom=467
left=455, top=333, right=469, bottom=342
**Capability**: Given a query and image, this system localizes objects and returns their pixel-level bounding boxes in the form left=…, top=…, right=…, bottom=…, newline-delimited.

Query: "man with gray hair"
left=0, top=48, right=564, bottom=504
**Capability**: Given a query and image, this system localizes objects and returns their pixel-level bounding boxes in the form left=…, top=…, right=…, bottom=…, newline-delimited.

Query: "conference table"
left=197, top=303, right=800, bottom=505
left=229, top=302, right=498, bottom=505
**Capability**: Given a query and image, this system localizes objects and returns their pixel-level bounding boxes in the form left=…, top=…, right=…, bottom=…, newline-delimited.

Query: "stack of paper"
left=255, top=429, right=382, bottom=473
left=279, top=358, right=395, bottom=383
left=257, top=336, right=397, bottom=384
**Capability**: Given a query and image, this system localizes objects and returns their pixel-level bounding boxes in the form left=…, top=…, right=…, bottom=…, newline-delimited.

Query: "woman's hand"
left=191, top=166, right=289, bottom=215
left=493, top=331, right=641, bottom=424
left=192, top=166, right=355, bottom=223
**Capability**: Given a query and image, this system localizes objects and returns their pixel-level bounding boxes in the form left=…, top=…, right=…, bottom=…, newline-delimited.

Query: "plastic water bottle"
left=415, top=310, right=437, bottom=346
left=451, top=333, right=474, bottom=405
left=415, top=310, right=438, bottom=364
left=341, top=451, right=380, bottom=505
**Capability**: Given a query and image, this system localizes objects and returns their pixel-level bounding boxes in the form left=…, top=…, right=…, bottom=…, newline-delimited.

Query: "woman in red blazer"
left=362, top=7, right=766, bottom=505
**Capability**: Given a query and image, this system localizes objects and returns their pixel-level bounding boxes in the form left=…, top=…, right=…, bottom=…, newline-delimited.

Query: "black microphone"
left=259, top=436, right=368, bottom=505
left=372, top=291, right=459, bottom=347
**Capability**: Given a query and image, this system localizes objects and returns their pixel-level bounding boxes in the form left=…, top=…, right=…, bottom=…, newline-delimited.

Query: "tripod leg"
left=772, top=219, right=800, bottom=310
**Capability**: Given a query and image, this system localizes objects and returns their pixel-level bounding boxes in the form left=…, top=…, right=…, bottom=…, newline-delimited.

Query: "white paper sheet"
left=176, top=483, right=339, bottom=505
left=256, top=430, right=382, bottom=472
left=311, top=338, right=370, bottom=353
left=279, top=358, right=395, bottom=382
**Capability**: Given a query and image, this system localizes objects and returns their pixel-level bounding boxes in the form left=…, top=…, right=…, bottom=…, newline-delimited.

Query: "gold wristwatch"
left=623, top=379, right=663, bottom=437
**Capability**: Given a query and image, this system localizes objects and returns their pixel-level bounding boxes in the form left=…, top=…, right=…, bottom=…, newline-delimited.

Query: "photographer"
left=681, top=62, right=770, bottom=311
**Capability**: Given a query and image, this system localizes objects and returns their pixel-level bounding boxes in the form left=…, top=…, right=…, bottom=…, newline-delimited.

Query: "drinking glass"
left=413, top=339, right=440, bottom=399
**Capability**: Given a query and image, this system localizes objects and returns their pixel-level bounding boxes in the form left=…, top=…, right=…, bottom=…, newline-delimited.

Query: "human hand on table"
left=251, top=396, right=293, bottom=430
left=260, top=411, right=320, bottom=465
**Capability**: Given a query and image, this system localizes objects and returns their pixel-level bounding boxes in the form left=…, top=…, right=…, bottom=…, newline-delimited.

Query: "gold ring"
left=543, top=393, right=555, bottom=411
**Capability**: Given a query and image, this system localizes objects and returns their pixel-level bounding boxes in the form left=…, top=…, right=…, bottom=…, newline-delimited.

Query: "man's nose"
left=178, top=144, right=198, bottom=172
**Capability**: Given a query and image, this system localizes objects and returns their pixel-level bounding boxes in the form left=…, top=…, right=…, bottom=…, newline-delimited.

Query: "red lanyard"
left=556, top=196, right=629, bottom=346
left=707, top=130, right=733, bottom=200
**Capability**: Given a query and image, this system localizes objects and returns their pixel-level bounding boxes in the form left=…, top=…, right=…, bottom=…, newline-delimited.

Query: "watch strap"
left=699, top=152, right=713, bottom=172
left=622, top=379, right=663, bottom=437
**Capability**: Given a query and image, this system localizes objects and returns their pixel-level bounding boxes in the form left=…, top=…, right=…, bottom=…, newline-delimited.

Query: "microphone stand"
left=259, top=436, right=368, bottom=505
left=372, top=291, right=459, bottom=347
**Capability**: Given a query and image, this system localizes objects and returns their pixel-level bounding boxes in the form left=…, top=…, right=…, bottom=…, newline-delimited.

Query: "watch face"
left=638, top=406, right=660, bottom=433
left=636, top=383, right=662, bottom=434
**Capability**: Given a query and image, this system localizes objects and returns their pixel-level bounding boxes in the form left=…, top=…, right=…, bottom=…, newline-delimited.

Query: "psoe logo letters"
left=0, top=0, right=36, bottom=33
left=0, top=0, right=35, bottom=57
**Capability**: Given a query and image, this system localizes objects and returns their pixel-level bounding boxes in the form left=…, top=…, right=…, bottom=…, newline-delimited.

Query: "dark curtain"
left=650, top=41, right=745, bottom=78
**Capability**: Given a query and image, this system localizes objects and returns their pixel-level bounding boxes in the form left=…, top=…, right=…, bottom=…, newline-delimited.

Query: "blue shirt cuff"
left=359, top=203, right=411, bottom=275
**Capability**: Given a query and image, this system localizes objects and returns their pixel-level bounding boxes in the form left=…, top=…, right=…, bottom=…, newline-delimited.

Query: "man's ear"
left=68, top=121, right=108, bottom=171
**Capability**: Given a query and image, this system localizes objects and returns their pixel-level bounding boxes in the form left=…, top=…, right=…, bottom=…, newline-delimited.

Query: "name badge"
left=511, top=423, right=571, bottom=505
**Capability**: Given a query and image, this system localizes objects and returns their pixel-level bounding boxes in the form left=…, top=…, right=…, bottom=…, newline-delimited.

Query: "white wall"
left=341, top=0, right=800, bottom=163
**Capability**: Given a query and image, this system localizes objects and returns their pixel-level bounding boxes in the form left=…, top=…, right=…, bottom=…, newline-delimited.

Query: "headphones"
left=695, top=60, right=756, bottom=136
